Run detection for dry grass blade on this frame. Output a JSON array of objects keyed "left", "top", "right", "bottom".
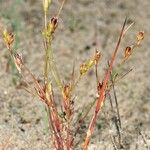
[
  {"left": 123, "top": 21, "right": 134, "bottom": 37},
  {"left": 56, "top": 0, "right": 66, "bottom": 18}
]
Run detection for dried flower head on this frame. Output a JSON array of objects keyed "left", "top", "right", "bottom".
[
  {"left": 94, "top": 50, "right": 101, "bottom": 64},
  {"left": 50, "top": 17, "right": 58, "bottom": 33},
  {"left": 137, "top": 31, "right": 144, "bottom": 41},
  {"left": 136, "top": 31, "right": 144, "bottom": 45},
  {"left": 124, "top": 46, "right": 132, "bottom": 58},
  {"left": 80, "top": 51, "right": 101, "bottom": 76},
  {"left": 3, "top": 30, "right": 14, "bottom": 49},
  {"left": 80, "top": 60, "right": 94, "bottom": 76},
  {"left": 80, "top": 63, "right": 87, "bottom": 76},
  {"left": 45, "top": 82, "right": 52, "bottom": 100},
  {"left": 62, "top": 84, "right": 71, "bottom": 100},
  {"left": 44, "top": 17, "right": 58, "bottom": 37},
  {"left": 121, "top": 46, "right": 133, "bottom": 63}
]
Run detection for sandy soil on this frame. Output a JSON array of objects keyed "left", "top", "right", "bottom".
[{"left": 0, "top": 0, "right": 150, "bottom": 149}]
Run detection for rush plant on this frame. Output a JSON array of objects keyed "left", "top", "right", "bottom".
[{"left": 1, "top": 0, "right": 144, "bottom": 149}]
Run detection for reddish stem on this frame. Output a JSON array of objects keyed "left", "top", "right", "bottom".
[{"left": 82, "top": 19, "right": 127, "bottom": 150}]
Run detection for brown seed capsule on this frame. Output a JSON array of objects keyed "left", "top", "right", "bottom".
[
  {"left": 63, "top": 84, "right": 71, "bottom": 100},
  {"left": 3, "top": 31, "right": 14, "bottom": 48},
  {"left": 50, "top": 17, "right": 58, "bottom": 33},
  {"left": 124, "top": 46, "right": 132, "bottom": 58},
  {"left": 97, "top": 82, "right": 103, "bottom": 95},
  {"left": 8, "top": 32, "right": 14, "bottom": 46},
  {"left": 137, "top": 31, "right": 144, "bottom": 41},
  {"left": 136, "top": 31, "right": 144, "bottom": 45},
  {"left": 94, "top": 50, "right": 101, "bottom": 64}
]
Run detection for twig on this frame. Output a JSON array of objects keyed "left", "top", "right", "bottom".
[
  {"left": 110, "top": 134, "right": 119, "bottom": 150},
  {"left": 139, "top": 131, "right": 149, "bottom": 150},
  {"left": 110, "top": 73, "right": 122, "bottom": 128}
]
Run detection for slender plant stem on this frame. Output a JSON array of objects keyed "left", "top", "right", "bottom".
[{"left": 82, "top": 18, "right": 127, "bottom": 150}]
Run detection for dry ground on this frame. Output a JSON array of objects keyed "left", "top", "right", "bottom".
[{"left": 0, "top": 0, "right": 150, "bottom": 149}]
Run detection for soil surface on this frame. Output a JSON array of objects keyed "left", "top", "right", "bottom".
[{"left": 0, "top": 0, "right": 150, "bottom": 149}]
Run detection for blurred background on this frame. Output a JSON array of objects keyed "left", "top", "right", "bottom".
[{"left": 0, "top": 0, "right": 149, "bottom": 149}]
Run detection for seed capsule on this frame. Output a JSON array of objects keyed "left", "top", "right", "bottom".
[
  {"left": 3, "top": 30, "right": 14, "bottom": 49},
  {"left": 94, "top": 50, "right": 101, "bottom": 64},
  {"left": 63, "top": 84, "right": 71, "bottom": 100},
  {"left": 137, "top": 31, "right": 144, "bottom": 41},
  {"left": 136, "top": 31, "right": 144, "bottom": 45},
  {"left": 50, "top": 17, "right": 58, "bottom": 33},
  {"left": 124, "top": 46, "right": 132, "bottom": 58}
]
